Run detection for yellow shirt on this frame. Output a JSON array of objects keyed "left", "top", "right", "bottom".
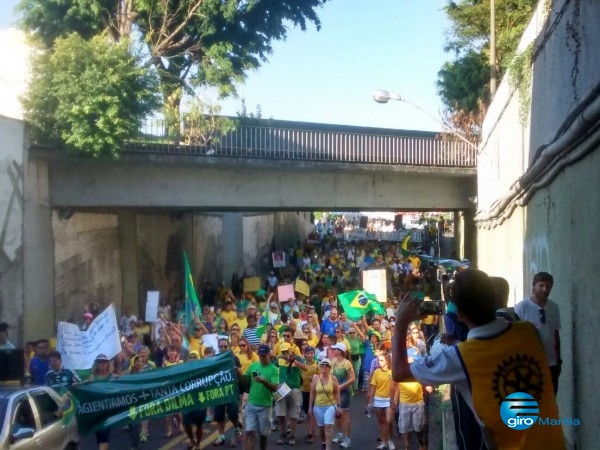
[
  {"left": 300, "top": 360, "right": 319, "bottom": 392},
  {"left": 307, "top": 334, "right": 319, "bottom": 347},
  {"left": 274, "top": 340, "right": 301, "bottom": 356},
  {"left": 237, "top": 352, "right": 259, "bottom": 374},
  {"left": 187, "top": 335, "right": 205, "bottom": 357},
  {"left": 235, "top": 317, "right": 248, "bottom": 331},
  {"left": 370, "top": 368, "right": 393, "bottom": 398},
  {"left": 398, "top": 381, "right": 423, "bottom": 404},
  {"left": 314, "top": 375, "right": 335, "bottom": 407},
  {"left": 221, "top": 310, "right": 238, "bottom": 328}
]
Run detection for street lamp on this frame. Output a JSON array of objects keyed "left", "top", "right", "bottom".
[{"left": 372, "top": 89, "right": 479, "bottom": 152}]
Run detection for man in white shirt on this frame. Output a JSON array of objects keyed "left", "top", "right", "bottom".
[
  {"left": 515, "top": 271, "right": 562, "bottom": 395},
  {"left": 120, "top": 306, "right": 137, "bottom": 337}
]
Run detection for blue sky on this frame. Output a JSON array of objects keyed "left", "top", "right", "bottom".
[{"left": 0, "top": 0, "right": 451, "bottom": 131}]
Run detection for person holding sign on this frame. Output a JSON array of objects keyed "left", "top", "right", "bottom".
[
  {"left": 274, "top": 342, "right": 307, "bottom": 445},
  {"left": 244, "top": 344, "right": 279, "bottom": 450}
]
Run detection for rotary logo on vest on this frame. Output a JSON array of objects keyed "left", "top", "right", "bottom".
[{"left": 500, "top": 392, "right": 580, "bottom": 429}]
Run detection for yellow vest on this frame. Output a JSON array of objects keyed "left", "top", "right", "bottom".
[{"left": 457, "top": 322, "right": 565, "bottom": 450}]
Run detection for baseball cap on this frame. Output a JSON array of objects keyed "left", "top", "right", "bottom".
[
  {"left": 95, "top": 353, "right": 110, "bottom": 361},
  {"left": 319, "top": 358, "right": 332, "bottom": 367},
  {"left": 257, "top": 344, "right": 271, "bottom": 356},
  {"left": 331, "top": 343, "right": 346, "bottom": 352},
  {"left": 280, "top": 342, "right": 291, "bottom": 352},
  {"left": 304, "top": 346, "right": 315, "bottom": 353}
]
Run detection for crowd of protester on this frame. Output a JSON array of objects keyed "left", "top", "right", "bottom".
[{"left": 11, "top": 232, "right": 565, "bottom": 450}]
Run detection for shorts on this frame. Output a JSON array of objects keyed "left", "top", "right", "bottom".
[
  {"left": 182, "top": 408, "right": 207, "bottom": 426},
  {"left": 398, "top": 402, "right": 425, "bottom": 433},
  {"left": 244, "top": 403, "right": 272, "bottom": 436},
  {"left": 372, "top": 396, "right": 390, "bottom": 408},
  {"left": 214, "top": 402, "right": 239, "bottom": 423},
  {"left": 313, "top": 405, "right": 336, "bottom": 426},
  {"left": 274, "top": 388, "right": 301, "bottom": 418},
  {"left": 339, "top": 389, "right": 351, "bottom": 410}
]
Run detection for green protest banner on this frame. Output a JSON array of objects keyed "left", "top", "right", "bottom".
[{"left": 70, "top": 351, "right": 239, "bottom": 434}]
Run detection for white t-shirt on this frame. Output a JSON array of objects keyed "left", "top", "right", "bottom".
[
  {"left": 514, "top": 297, "right": 561, "bottom": 366},
  {"left": 120, "top": 314, "right": 137, "bottom": 336}
]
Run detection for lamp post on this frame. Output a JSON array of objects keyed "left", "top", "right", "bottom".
[{"left": 372, "top": 90, "right": 479, "bottom": 152}]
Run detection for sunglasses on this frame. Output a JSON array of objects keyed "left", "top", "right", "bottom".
[
  {"left": 239, "top": 344, "right": 247, "bottom": 348},
  {"left": 335, "top": 330, "right": 342, "bottom": 333},
  {"left": 539, "top": 308, "right": 546, "bottom": 324},
  {"left": 320, "top": 364, "right": 331, "bottom": 368},
  {"left": 218, "top": 345, "right": 229, "bottom": 349},
  {"left": 283, "top": 334, "right": 291, "bottom": 338},
  {"left": 232, "top": 328, "right": 240, "bottom": 332},
  {"left": 349, "top": 331, "right": 356, "bottom": 334}
]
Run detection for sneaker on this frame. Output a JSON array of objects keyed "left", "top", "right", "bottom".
[
  {"left": 340, "top": 438, "right": 352, "bottom": 448},
  {"left": 277, "top": 433, "right": 288, "bottom": 445},
  {"left": 332, "top": 433, "right": 344, "bottom": 444},
  {"left": 270, "top": 420, "right": 278, "bottom": 432},
  {"left": 287, "top": 436, "right": 296, "bottom": 446},
  {"left": 387, "top": 441, "right": 395, "bottom": 450},
  {"left": 306, "top": 434, "right": 314, "bottom": 444},
  {"left": 234, "top": 428, "right": 243, "bottom": 438},
  {"left": 214, "top": 435, "right": 226, "bottom": 446},
  {"left": 321, "top": 443, "right": 327, "bottom": 450},
  {"left": 375, "top": 445, "right": 388, "bottom": 450},
  {"left": 139, "top": 431, "right": 148, "bottom": 443}
]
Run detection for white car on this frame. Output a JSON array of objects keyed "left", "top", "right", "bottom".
[{"left": 0, "top": 385, "right": 79, "bottom": 449}]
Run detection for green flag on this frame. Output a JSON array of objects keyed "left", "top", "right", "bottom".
[
  {"left": 70, "top": 351, "right": 239, "bottom": 434},
  {"left": 337, "top": 290, "right": 385, "bottom": 321},
  {"left": 184, "top": 252, "right": 201, "bottom": 326}
]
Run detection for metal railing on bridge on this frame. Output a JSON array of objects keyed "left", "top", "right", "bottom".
[{"left": 126, "top": 120, "right": 477, "bottom": 167}]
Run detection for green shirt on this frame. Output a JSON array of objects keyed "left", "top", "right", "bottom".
[
  {"left": 347, "top": 336, "right": 365, "bottom": 355},
  {"left": 246, "top": 361, "right": 279, "bottom": 407},
  {"left": 275, "top": 356, "right": 305, "bottom": 389}
]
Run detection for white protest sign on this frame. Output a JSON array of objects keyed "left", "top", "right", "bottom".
[
  {"left": 203, "top": 334, "right": 219, "bottom": 354},
  {"left": 145, "top": 291, "right": 160, "bottom": 322},
  {"left": 362, "top": 269, "right": 387, "bottom": 303},
  {"left": 272, "top": 251, "right": 286, "bottom": 268},
  {"left": 56, "top": 303, "right": 122, "bottom": 370}
]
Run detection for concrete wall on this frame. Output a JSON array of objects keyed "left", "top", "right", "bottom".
[
  {"left": 0, "top": 116, "right": 25, "bottom": 344},
  {"left": 477, "top": 1, "right": 600, "bottom": 447},
  {"left": 53, "top": 212, "right": 121, "bottom": 322}
]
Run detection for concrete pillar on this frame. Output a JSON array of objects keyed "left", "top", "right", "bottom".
[
  {"left": 23, "top": 156, "right": 55, "bottom": 341},
  {"left": 453, "top": 210, "right": 461, "bottom": 258},
  {"left": 222, "top": 212, "right": 243, "bottom": 282},
  {"left": 118, "top": 212, "right": 138, "bottom": 314},
  {"left": 461, "top": 209, "right": 477, "bottom": 264}
]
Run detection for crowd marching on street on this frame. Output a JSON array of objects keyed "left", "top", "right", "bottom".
[{"left": 5, "top": 221, "right": 566, "bottom": 450}]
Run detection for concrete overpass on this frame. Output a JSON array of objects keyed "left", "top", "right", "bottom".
[{"left": 34, "top": 118, "right": 477, "bottom": 211}]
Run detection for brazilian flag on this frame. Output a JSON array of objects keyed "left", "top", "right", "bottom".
[
  {"left": 337, "top": 290, "right": 385, "bottom": 321},
  {"left": 401, "top": 230, "right": 412, "bottom": 257}
]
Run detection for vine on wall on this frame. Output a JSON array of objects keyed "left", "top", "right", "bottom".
[{"left": 508, "top": 42, "right": 535, "bottom": 124}]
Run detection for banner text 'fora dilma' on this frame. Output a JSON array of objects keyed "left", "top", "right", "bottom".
[{"left": 70, "top": 351, "right": 239, "bottom": 434}]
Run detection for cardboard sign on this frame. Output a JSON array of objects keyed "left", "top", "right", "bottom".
[
  {"left": 272, "top": 251, "right": 286, "bottom": 268},
  {"left": 243, "top": 277, "right": 261, "bottom": 293},
  {"left": 277, "top": 284, "right": 295, "bottom": 302},
  {"left": 294, "top": 279, "right": 310, "bottom": 297},
  {"left": 145, "top": 291, "right": 159, "bottom": 322},
  {"left": 362, "top": 269, "right": 387, "bottom": 303},
  {"left": 56, "top": 304, "right": 121, "bottom": 370}
]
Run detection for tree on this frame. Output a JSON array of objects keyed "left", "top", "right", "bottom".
[
  {"left": 17, "top": 0, "right": 329, "bottom": 132},
  {"left": 22, "top": 33, "right": 161, "bottom": 158},
  {"left": 437, "top": 0, "right": 538, "bottom": 136}
]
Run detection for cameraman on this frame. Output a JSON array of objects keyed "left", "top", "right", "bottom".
[{"left": 392, "top": 269, "right": 565, "bottom": 450}]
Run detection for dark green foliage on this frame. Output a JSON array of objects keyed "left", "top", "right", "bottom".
[
  {"left": 438, "top": 0, "right": 538, "bottom": 114},
  {"left": 22, "top": 34, "right": 161, "bottom": 158}
]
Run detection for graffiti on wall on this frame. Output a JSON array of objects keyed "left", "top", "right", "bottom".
[{"left": 524, "top": 233, "right": 550, "bottom": 282}]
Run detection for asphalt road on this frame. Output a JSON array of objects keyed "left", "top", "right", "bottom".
[{"left": 79, "top": 391, "right": 439, "bottom": 450}]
